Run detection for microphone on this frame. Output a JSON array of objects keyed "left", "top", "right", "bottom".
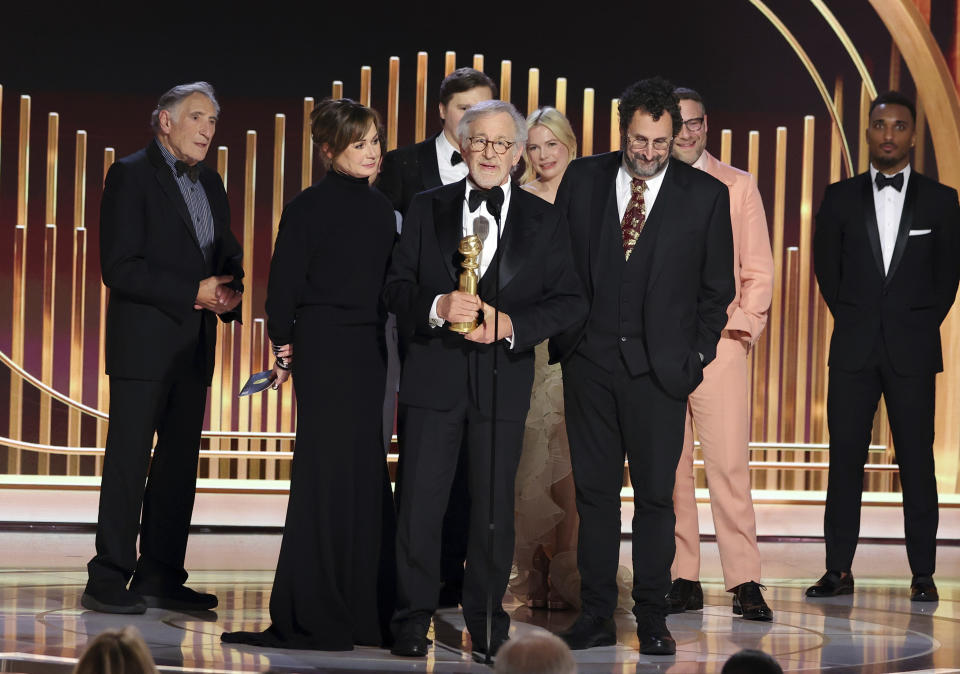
[
  {"left": 473, "top": 215, "right": 490, "bottom": 243},
  {"left": 486, "top": 186, "right": 504, "bottom": 223}
]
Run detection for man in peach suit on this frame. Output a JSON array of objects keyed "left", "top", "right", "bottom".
[{"left": 667, "top": 88, "right": 775, "bottom": 621}]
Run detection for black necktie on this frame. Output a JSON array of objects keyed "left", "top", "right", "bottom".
[
  {"left": 175, "top": 160, "right": 201, "bottom": 183},
  {"left": 875, "top": 171, "right": 904, "bottom": 192},
  {"left": 468, "top": 186, "right": 504, "bottom": 221},
  {"left": 450, "top": 151, "right": 463, "bottom": 166}
]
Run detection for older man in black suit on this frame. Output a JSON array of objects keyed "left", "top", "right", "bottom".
[
  {"left": 552, "top": 76, "right": 734, "bottom": 655},
  {"left": 83, "top": 82, "right": 243, "bottom": 614},
  {"left": 385, "top": 99, "right": 586, "bottom": 658},
  {"left": 808, "top": 91, "right": 960, "bottom": 602}
]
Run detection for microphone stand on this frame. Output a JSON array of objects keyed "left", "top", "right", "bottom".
[{"left": 483, "top": 189, "right": 504, "bottom": 665}]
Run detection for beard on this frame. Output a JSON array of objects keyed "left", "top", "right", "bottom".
[
  {"left": 872, "top": 150, "right": 908, "bottom": 171},
  {"left": 623, "top": 141, "right": 672, "bottom": 178}
]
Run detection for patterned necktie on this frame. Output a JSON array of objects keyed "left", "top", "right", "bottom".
[{"left": 621, "top": 177, "right": 647, "bottom": 260}]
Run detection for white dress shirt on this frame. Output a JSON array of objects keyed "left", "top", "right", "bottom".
[
  {"left": 616, "top": 159, "right": 668, "bottom": 222},
  {"left": 870, "top": 163, "right": 911, "bottom": 274},
  {"left": 436, "top": 132, "right": 470, "bottom": 186}
]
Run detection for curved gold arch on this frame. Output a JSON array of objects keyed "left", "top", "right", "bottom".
[{"left": 809, "top": 0, "right": 878, "bottom": 100}]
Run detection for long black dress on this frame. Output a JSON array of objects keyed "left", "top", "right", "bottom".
[{"left": 222, "top": 170, "right": 397, "bottom": 650}]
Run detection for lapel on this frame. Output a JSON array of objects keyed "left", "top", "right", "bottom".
[
  {"left": 479, "top": 187, "right": 537, "bottom": 297},
  {"left": 860, "top": 173, "right": 886, "bottom": 280},
  {"left": 590, "top": 153, "right": 623, "bottom": 289},
  {"left": 433, "top": 179, "right": 465, "bottom": 284},
  {"left": 645, "top": 160, "right": 681, "bottom": 291},
  {"left": 148, "top": 141, "right": 202, "bottom": 251},
  {"left": 884, "top": 170, "right": 918, "bottom": 286},
  {"left": 418, "top": 134, "right": 443, "bottom": 191}
]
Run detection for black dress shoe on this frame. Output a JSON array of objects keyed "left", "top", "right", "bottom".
[
  {"left": 635, "top": 613, "right": 676, "bottom": 655},
  {"left": 666, "top": 578, "right": 703, "bottom": 614},
  {"left": 391, "top": 618, "right": 431, "bottom": 657},
  {"left": 559, "top": 611, "right": 617, "bottom": 650},
  {"left": 134, "top": 584, "right": 218, "bottom": 611},
  {"left": 81, "top": 586, "right": 146, "bottom": 614},
  {"left": 911, "top": 575, "right": 939, "bottom": 602},
  {"left": 731, "top": 581, "right": 773, "bottom": 621},
  {"left": 805, "top": 570, "right": 854, "bottom": 598}
]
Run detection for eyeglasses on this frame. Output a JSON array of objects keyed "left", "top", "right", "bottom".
[
  {"left": 625, "top": 135, "right": 672, "bottom": 151},
  {"left": 682, "top": 117, "right": 705, "bottom": 132},
  {"left": 468, "top": 137, "right": 515, "bottom": 155}
]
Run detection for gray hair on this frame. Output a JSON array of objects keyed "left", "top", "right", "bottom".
[
  {"left": 457, "top": 99, "right": 528, "bottom": 150},
  {"left": 493, "top": 631, "right": 577, "bottom": 674},
  {"left": 150, "top": 82, "right": 220, "bottom": 132}
]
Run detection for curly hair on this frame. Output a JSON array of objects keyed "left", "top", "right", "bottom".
[{"left": 618, "top": 76, "right": 682, "bottom": 137}]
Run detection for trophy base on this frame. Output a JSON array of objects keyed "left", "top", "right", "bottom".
[{"left": 449, "top": 320, "right": 478, "bottom": 334}]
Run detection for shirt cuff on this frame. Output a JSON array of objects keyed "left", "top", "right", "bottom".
[{"left": 429, "top": 295, "right": 444, "bottom": 328}]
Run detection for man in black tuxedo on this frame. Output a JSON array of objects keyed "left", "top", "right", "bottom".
[
  {"left": 82, "top": 82, "right": 244, "bottom": 614},
  {"left": 385, "top": 100, "right": 586, "bottom": 657},
  {"left": 552, "top": 77, "right": 734, "bottom": 655},
  {"left": 377, "top": 67, "right": 497, "bottom": 609},
  {"left": 808, "top": 91, "right": 960, "bottom": 602}
]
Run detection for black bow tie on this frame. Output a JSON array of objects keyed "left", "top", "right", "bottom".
[
  {"left": 468, "top": 186, "right": 504, "bottom": 220},
  {"left": 875, "top": 171, "right": 904, "bottom": 192},
  {"left": 174, "top": 160, "right": 201, "bottom": 183},
  {"left": 450, "top": 150, "right": 463, "bottom": 166}
]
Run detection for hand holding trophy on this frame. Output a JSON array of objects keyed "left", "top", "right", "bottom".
[{"left": 449, "top": 234, "right": 483, "bottom": 333}]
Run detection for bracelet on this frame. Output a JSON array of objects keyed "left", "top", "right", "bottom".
[{"left": 275, "top": 358, "right": 291, "bottom": 371}]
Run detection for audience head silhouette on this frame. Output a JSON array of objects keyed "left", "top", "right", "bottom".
[
  {"left": 721, "top": 648, "right": 783, "bottom": 674},
  {"left": 74, "top": 626, "right": 158, "bottom": 674},
  {"left": 494, "top": 630, "right": 577, "bottom": 674}
]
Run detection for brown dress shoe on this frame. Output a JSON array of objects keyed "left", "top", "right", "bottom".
[
  {"left": 731, "top": 581, "right": 773, "bottom": 621},
  {"left": 805, "top": 570, "right": 854, "bottom": 598}
]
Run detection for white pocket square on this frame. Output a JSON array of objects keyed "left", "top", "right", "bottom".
[{"left": 909, "top": 229, "right": 932, "bottom": 236}]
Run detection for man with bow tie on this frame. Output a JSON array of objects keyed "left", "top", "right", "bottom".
[
  {"left": 810, "top": 90, "right": 960, "bottom": 602},
  {"left": 384, "top": 99, "right": 586, "bottom": 658},
  {"left": 83, "top": 82, "right": 243, "bottom": 614}
]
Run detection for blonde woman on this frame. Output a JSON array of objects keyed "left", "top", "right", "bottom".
[{"left": 512, "top": 107, "right": 579, "bottom": 609}]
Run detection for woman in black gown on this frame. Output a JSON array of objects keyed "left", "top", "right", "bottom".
[{"left": 221, "top": 98, "right": 396, "bottom": 651}]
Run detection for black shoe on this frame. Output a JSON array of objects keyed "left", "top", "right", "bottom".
[
  {"left": 559, "top": 611, "right": 617, "bottom": 650},
  {"left": 391, "top": 617, "right": 431, "bottom": 657},
  {"left": 635, "top": 613, "right": 676, "bottom": 655},
  {"left": 805, "top": 570, "right": 854, "bottom": 598},
  {"left": 731, "top": 581, "right": 773, "bottom": 621},
  {"left": 911, "top": 575, "right": 939, "bottom": 602},
  {"left": 81, "top": 586, "right": 146, "bottom": 614},
  {"left": 134, "top": 584, "right": 218, "bottom": 611},
  {"left": 666, "top": 578, "right": 703, "bottom": 614},
  {"left": 437, "top": 581, "right": 462, "bottom": 609}
]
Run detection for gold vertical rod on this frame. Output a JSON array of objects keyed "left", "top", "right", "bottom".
[
  {"left": 96, "top": 148, "right": 115, "bottom": 457},
  {"left": 779, "top": 247, "right": 800, "bottom": 487},
  {"left": 251, "top": 319, "right": 265, "bottom": 479},
  {"left": 473, "top": 54, "right": 484, "bottom": 71},
  {"left": 39, "top": 224, "right": 57, "bottom": 466},
  {"left": 765, "top": 127, "right": 788, "bottom": 444},
  {"left": 10, "top": 95, "right": 31, "bottom": 450},
  {"left": 915, "top": 98, "right": 927, "bottom": 173},
  {"left": 720, "top": 129, "right": 732, "bottom": 165},
  {"left": 238, "top": 130, "right": 259, "bottom": 463},
  {"left": 272, "top": 118, "right": 285, "bottom": 250},
  {"left": 609, "top": 99, "right": 620, "bottom": 152},
  {"left": 68, "top": 130, "right": 88, "bottom": 468},
  {"left": 582, "top": 88, "right": 595, "bottom": 157},
  {"left": 217, "top": 146, "right": 228, "bottom": 189},
  {"left": 216, "top": 322, "right": 236, "bottom": 479},
  {"left": 387, "top": 57, "right": 400, "bottom": 152},
  {"left": 45, "top": 113, "right": 58, "bottom": 223},
  {"left": 302, "top": 98, "right": 314, "bottom": 190},
  {"left": 795, "top": 116, "right": 815, "bottom": 444},
  {"left": 889, "top": 42, "right": 902, "bottom": 90},
  {"left": 858, "top": 81, "right": 871, "bottom": 173},
  {"left": 830, "top": 77, "right": 844, "bottom": 183},
  {"left": 500, "top": 61, "right": 512, "bottom": 103},
  {"left": 747, "top": 131, "right": 760, "bottom": 176},
  {"left": 360, "top": 66, "right": 372, "bottom": 107},
  {"left": 527, "top": 68, "right": 540, "bottom": 116},
  {"left": 555, "top": 78, "right": 567, "bottom": 116},
  {"left": 415, "top": 52, "right": 428, "bottom": 143},
  {"left": 445, "top": 51, "right": 456, "bottom": 76},
  {"left": 332, "top": 81, "right": 343, "bottom": 99}
]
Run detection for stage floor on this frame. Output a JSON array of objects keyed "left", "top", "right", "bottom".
[{"left": 1, "top": 534, "right": 958, "bottom": 673}]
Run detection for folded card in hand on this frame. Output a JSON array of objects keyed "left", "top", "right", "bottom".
[{"left": 239, "top": 369, "right": 276, "bottom": 396}]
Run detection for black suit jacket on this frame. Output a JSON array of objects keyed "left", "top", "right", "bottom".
[
  {"left": 377, "top": 133, "right": 443, "bottom": 216},
  {"left": 813, "top": 170, "right": 960, "bottom": 375},
  {"left": 100, "top": 140, "right": 244, "bottom": 384},
  {"left": 383, "top": 180, "right": 588, "bottom": 421},
  {"left": 550, "top": 151, "right": 735, "bottom": 400}
]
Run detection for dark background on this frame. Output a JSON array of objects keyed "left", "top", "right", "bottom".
[{"left": 0, "top": 0, "right": 956, "bottom": 455}]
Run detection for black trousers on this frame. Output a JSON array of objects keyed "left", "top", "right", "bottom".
[
  {"left": 563, "top": 353, "right": 687, "bottom": 618},
  {"left": 824, "top": 338, "right": 938, "bottom": 576},
  {"left": 87, "top": 342, "right": 207, "bottom": 591},
  {"left": 392, "top": 399, "right": 524, "bottom": 641}
]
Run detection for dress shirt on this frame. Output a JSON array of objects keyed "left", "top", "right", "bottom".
[
  {"left": 870, "top": 163, "right": 911, "bottom": 274},
  {"left": 436, "top": 132, "right": 470, "bottom": 186},
  {"left": 156, "top": 139, "right": 215, "bottom": 263},
  {"left": 616, "top": 159, "right": 667, "bottom": 222}
]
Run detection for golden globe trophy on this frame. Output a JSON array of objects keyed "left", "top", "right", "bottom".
[{"left": 449, "top": 234, "right": 483, "bottom": 333}]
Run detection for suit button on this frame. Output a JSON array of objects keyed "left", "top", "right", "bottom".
[{"left": 620, "top": 336, "right": 628, "bottom": 342}]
